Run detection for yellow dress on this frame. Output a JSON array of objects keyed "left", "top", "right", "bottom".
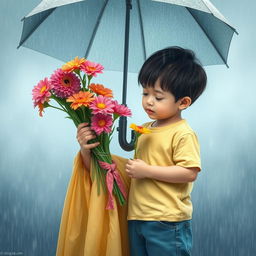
[{"left": 56, "top": 152, "right": 130, "bottom": 256}]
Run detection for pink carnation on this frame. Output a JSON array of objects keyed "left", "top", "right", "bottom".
[
  {"left": 32, "top": 78, "right": 52, "bottom": 107},
  {"left": 91, "top": 114, "right": 113, "bottom": 135},
  {"left": 112, "top": 100, "right": 132, "bottom": 117},
  {"left": 90, "top": 95, "right": 115, "bottom": 115},
  {"left": 50, "top": 69, "right": 81, "bottom": 98},
  {"left": 80, "top": 60, "right": 104, "bottom": 77}
]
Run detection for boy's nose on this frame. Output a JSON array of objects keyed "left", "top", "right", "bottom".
[
  {"left": 147, "top": 97, "right": 153, "bottom": 106},
  {"left": 146, "top": 97, "right": 154, "bottom": 106}
]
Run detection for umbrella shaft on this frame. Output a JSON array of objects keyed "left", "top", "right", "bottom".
[
  {"left": 118, "top": 0, "right": 135, "bottom": 151},
  {"left": 122, "top": 0, "right": 132, "bottom": 105}
]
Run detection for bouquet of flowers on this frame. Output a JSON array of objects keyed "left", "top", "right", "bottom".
[{"left": 32, "top": 57, "right": 131, "bottom": 209}]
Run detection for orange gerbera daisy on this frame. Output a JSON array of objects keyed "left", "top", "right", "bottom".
[
  {"left": 38, "top": 103, "right": 45, "bottom": 117},
  {"left": 61, "top": 57, "right": 86, "bottom": 72},
  {"left": 130, "top": 123, "right": 151, "bottom": 134},
  {"left": 89, "top": 83, "right": 113, "bottom": 97},
  {"left": 66, "top": 91, "right": 95, "bottom": 110}
]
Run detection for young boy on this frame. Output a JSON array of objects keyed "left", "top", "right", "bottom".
[
  {"left": 125, "top": 46, "right": 207, "bottom": 256},
  {"left": 77, "top": 46, "right": 206, "bottom": 256}
]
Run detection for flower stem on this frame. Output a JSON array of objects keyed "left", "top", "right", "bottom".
[
  {"left": 48, "top": 104, "right": 66, "bottom": 112},
  {"left": 82, "top": 106, "right": 86, "bottom": 121}
]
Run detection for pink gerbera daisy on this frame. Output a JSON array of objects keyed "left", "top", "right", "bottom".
[
  {"left": 90, "top": 95, "right": 115, "bottom": 115},
  {"left": 80, "top": 60, "right": 104, "bottom": 77},
  {"left": 32, "top": 78, "right": 52, "bottom": 107},
  {"left": 112, "top": 100, "right": 132, "bottom": 117},
  {"left": 50, "top": 69, "right": 81, "bottom": 98},
  {"left": 91, "top": 114, "right": 113, "bottom": 135}
]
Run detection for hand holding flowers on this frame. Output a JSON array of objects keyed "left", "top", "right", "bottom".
[
  {"left": 77, "top": 122, "right": 100, "bottom": 151},
  {"left": 76, "top": 123, "right": 100, "bottom": 169}
]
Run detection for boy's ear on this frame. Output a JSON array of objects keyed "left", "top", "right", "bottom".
[{"left": 178, "top": 96, "right": 192, "bottom": 110}]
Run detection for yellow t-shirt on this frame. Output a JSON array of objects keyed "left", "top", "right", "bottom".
[{"left": 127, "top": 119, "right": 201, "bottom": 221}]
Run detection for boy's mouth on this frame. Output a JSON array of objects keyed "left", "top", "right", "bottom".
[{"left": 146, "top": 109, "right": 155, "bottom": 114}]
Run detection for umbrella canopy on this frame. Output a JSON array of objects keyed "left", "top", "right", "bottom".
[
  {"left": 19, "top": 0, "right": 237, "bottom": 69},
  {"left": 18, "top": 0, "right": 237, "bottom": 150}
]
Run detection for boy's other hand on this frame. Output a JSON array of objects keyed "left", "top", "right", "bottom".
[
  {"left": 125, "top": 159, "right": 149, "bottom": 179},
  {"left": 77, "top": 122, "right": 100, "bottom": 151}
]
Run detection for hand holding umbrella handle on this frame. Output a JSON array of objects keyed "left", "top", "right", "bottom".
[{"left": 118, "top": 116, "right": 136, "bottom": 151}]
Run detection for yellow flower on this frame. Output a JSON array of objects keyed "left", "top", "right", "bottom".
[
  {"left": 61, "top": 57, "right": 86, "bottom": 72},
  {"left": 130, "top": 123, "right": 151, "bottom": 134}
]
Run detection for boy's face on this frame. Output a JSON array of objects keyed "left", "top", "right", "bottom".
[{"left": 142, "top": 80, "right": 186, "bottom": 126}]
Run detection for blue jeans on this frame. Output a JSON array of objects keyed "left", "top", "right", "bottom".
[{"left": 128, "top": 220, "right": 192, "bottom": 256}]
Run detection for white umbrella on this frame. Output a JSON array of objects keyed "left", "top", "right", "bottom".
[{"left": 18, "top": 0, "right": 237, "bottom": 150}]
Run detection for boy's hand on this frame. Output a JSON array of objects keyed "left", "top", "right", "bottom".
[
  {"left": 125, "top": 159, "right": 150, "bottom": 179},
  {"left": 77, "top": 122, "right": 100, "bottom": 151}
]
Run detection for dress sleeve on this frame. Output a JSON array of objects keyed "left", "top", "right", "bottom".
[{"left": 172, "top": 132, "right": 201, "bottom": 171}]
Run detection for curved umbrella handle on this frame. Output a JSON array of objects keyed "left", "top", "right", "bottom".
[
  {"left": 118, "top": 116, "right": 136, "bottom": 151},
  {"left": 117, "top": 0, "right": 136, "bottom": 151}
]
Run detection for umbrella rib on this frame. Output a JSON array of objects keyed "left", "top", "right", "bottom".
[
  {"left": 17, "top": 9, "right": 56, "bottom": 49},
  {"left": 185, "top": 7, "right": 229, "bottom": 67},
  {"left": 136, "top": 0, "right": 146, "bottom": 60},
  {"left": 84, "top": 0, "right": 109, "bottom": 58},
  {"left": 201, "top": 0, "right": 238, "bottom": 34}
]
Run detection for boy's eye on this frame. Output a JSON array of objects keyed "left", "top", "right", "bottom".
[
  {"left": 156, "top": 97, "right": 163, "bottom": 101},
  {"left": 142, "top": 93, "right": 148, "bottom": 96}
]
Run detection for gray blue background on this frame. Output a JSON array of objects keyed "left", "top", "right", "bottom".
[{"left": 0, "top": 0, "right": 255, "bottom": 255}]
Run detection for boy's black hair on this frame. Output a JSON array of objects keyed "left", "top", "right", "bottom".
[{"left": 138, "top": 46, "right": 207, "bottom": 104}]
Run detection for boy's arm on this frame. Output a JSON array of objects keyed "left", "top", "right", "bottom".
[
  {"left": 126, "top": 132, "right": 201, "bottom": 183},
  {"left": 125, "top": 159, "right": 199, "bottom": 183}
]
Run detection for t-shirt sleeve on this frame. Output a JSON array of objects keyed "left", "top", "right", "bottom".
[{"left": 172, "top": 132, "right": 201, "bottom": 171}]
